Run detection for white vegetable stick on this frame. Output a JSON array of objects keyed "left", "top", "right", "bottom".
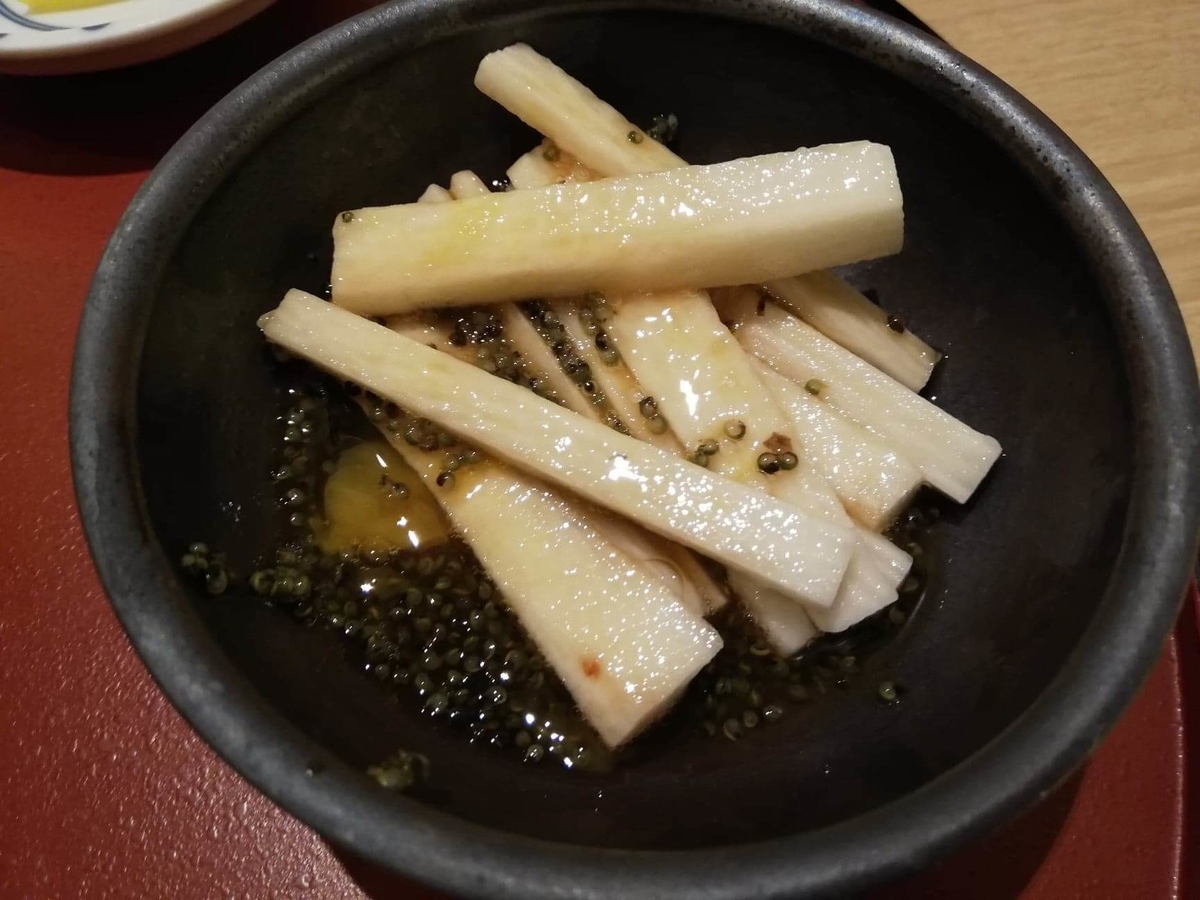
[
  {"left": 506, "top": 139, "right": 596, "bottom": 187},
  {"left": 450, "top": 166, "right": 721, "bottom": 612},
  {"left": 858, "top": 528, "right": 913, "bottom": 590},
  {"left": 417, "top": 183, "right": 453, "bottom": 203},
  {"left": 507, "top": 151, "right": 904, "bottom": 638},
  {"left": 718, "top": 290, "right": 1002, "bottom": 503},
  {"left": 438, "top": 170, "right": 600, "bottom": 421},
  {"left": 475, "top": 43, "right": 936, "bottom": 388},
  {"left": 504, "top": 153, "right": 729, "bottom": 614},
  {"left": 765, "top": 271, "right": 940, "bottom": 392},
  {"left": 752, "top": 358, "right": 922, "bottom": 530},
  {"left": 386, "top": 318, "right": 473, "bottom": 364},
  {"left": 476, "top": 45, "right": 683, "bottom": 175},
  {"left": 331, "top": 142, "right": 904, "bottom": 315},
  {"left": 370, "top": 423, "right": 720, "bottom": 747},
  {"left": 448, "top": 170, "right": 490, "bottom": 198},
  {"left": 727, "top": 571, "right": 818, "bottom": 655},
  {"left": 260, "top": 291, "right": 856, "bottom": 607},
  {"left": 547, "top": 298, "right": 679, "bottom": 450},
  {"left": 498, "top": 305, "right": 602, "bottom": 421},
  {"left": 501, "top": 150, "right": 878, "bottom": 630},
  {"left": 597, "top": 516, "right": 729, "bottom": 616},
  {"left": 598, "top": 288, "right": 900, "bottom": 642},
  {"left": 602, "top": 289, "right": 781, "bottom": 483}
]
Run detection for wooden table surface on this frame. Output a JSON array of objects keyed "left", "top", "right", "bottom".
[{"left": 906, "top": 0, "right": 1200, "bottom": 361}]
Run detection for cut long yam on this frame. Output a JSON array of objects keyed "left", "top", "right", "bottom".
[
  {"left": 260, "top": 291, "right": 856, "bottom": 607},
  {"left": 499, "top": 305, "right": 602, "bottom": 420},
  {"left": 507, "top": 139, "right": 596, "bottom": 187},
  {"left": 603, "top": 289, "right": 780, "bottom": 483},
  {"left": 599, "top": 287, "right": 903, "bottom": 626},
  {"left": 422, "top": 171, "right": 721, "bottom": 617},
  {"left": 476, "top": 45, "right": 683, "bottom": 176},
  {"left": 859, "top": 529, "right": 913, "bottom": 591},
  {"left": 718, "top": 290, "right": 1001, "bottom": 503},
  {"left": 753, "top": 358, "right": 922, "bottom": 530},
  {"left": 448, "top": 170, "right": 490, "bottom": 199},
  {"left": 501, "top": 142, "right": 895, "bottom": 631},
  {"left": 765, "top": 271, "right": 940, "bottom": 392},
  {"left": 331, "top": 143, "right": 903, "bottom": 315},
  {"left": 548, "top": 298, "right": 679, "bottom": 450},
  {"left": 417, "top": 183, "right": 452, "bottom": 203},
  {"left": 597, "top": 517, "right": 729, "bottom": 616},
  {"left": 370, "top": 419, "right": 721, "bottom": 747},
  {"left": 727, "top": 571, "right": 818, "bottom": 656},
  {"left": 500, "top": 144, "right": 894, "bottom": 632},
  {"left": 439, "top": 170, "right": 601, "bottom": 421},
  {"left": 475, "top": 43, "right": 936, "bottom": 388}
]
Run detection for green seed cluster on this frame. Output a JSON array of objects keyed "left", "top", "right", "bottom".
[
  {"left": 363, "top": 396, "right": 483, "bottom": 488},
  {"left": 287, "top": 543, "right": 610, "bottom": 771},
  {"left": 444, "top": 309, "right": 553, "bottom": 399},
  {"left": 636, "top": 395, "right": 670, "bottom": 436},
  {"left": 367, "top": 749, "right": 430, "bottom": 791},
  {"left": 522, "top": 300, "right": 627, "bottom": 433},
  {"left": 688, "top": 437, "right": 721, "bottom": 468},
  {"left": 276, "top": 384, "right": 337, "bottom": 530},
  {"left": 683, "top": 622, "right": 868, "bottom": 739},
  {"left": 723, "top": 419, "right": 747, "bottom": 440},
  {"left": 579, "top": 294, "right": 620, "bottom": 368},
  {"left": 182, "top": 370, "right": 941, "bottom": 778},
  {"left": 180, "top": 542, "right": 229, "bottom": 596},
  {"left": 756, "top": 450, "right": 798, "bottom": 474}
]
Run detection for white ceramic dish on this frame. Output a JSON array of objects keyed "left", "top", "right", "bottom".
[{"left": 0, "top": 0, "right": 275, "bottom": 74}]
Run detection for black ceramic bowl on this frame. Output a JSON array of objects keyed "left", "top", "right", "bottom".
[{"left": 70, "top": 1, "right": 1200, "bottom": 897}]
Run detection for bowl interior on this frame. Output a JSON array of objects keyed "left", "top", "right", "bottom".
[{"left": 134, "top": 8, "right": 1131, "bottom": 850}]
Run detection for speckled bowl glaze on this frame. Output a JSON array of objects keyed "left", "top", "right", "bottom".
[{"left": 70, "top": 1, "right": 1200, "bottom": 897}]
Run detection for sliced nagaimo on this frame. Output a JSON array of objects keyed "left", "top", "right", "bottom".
[
  {"left": 751, "top": 356, "right": 922, "bottom": 530},
  {"left": 259, "top": 291, "right": 856, "bottom": 607},
  {"left": 331, "top": 143, "right": 903, "bottom": 315},
  {"left": 598, "top": 289, "right": 906, "bottom": 644},
  {"left": 441, "top": 170, "right": 602, "bottom": 421},
  {"left": 417, "top": 183, "right": 453, "bottom": 203},
  {"left": 448, "top": 167, "right": 722, "bottom": 611},
  {"left": 765, "top": 271, "right": 940, "bottom": 392},
  {"left": 507, "top": 139, "right": 596, "bottom": 187},
  {"left": 368, "top": 422, "right": 721, "bottom": 746},
  {"left": 504, "top": 145, "right": 893, "bottom": 637},
  {"left": 718, "top": 290, "right": 1001, "bottom": 503},
  {"left": 475, "top": 42, "right": 938, "bottom": 390},
  {"left": 546, "top": 298, "right": 680, "bottom": 451},
  {"left": 595, "top": 516, "right": 729, "bottom": 616},
  {"left": 727, "top": 572, "right": 818, "bottom": 656}
]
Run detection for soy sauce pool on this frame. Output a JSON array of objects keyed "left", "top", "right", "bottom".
[{"left": 186, "top": 356, "right": 936, "bottom": 782}]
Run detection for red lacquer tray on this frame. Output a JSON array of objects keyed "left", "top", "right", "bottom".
[{"left": 0, "top": 4, "right": 1193, "bottom": 898}]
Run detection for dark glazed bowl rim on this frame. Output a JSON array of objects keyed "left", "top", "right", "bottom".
[{"left": 69, "top": 1, "right": 1200, "bottom": 897}]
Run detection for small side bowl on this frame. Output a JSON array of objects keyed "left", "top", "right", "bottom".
[
  {"left": 70, "top": 1, "right": 1200, "bottom": 898},
  {"left": 0, "top": 0, "right": 276, "bottom": 75}
]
